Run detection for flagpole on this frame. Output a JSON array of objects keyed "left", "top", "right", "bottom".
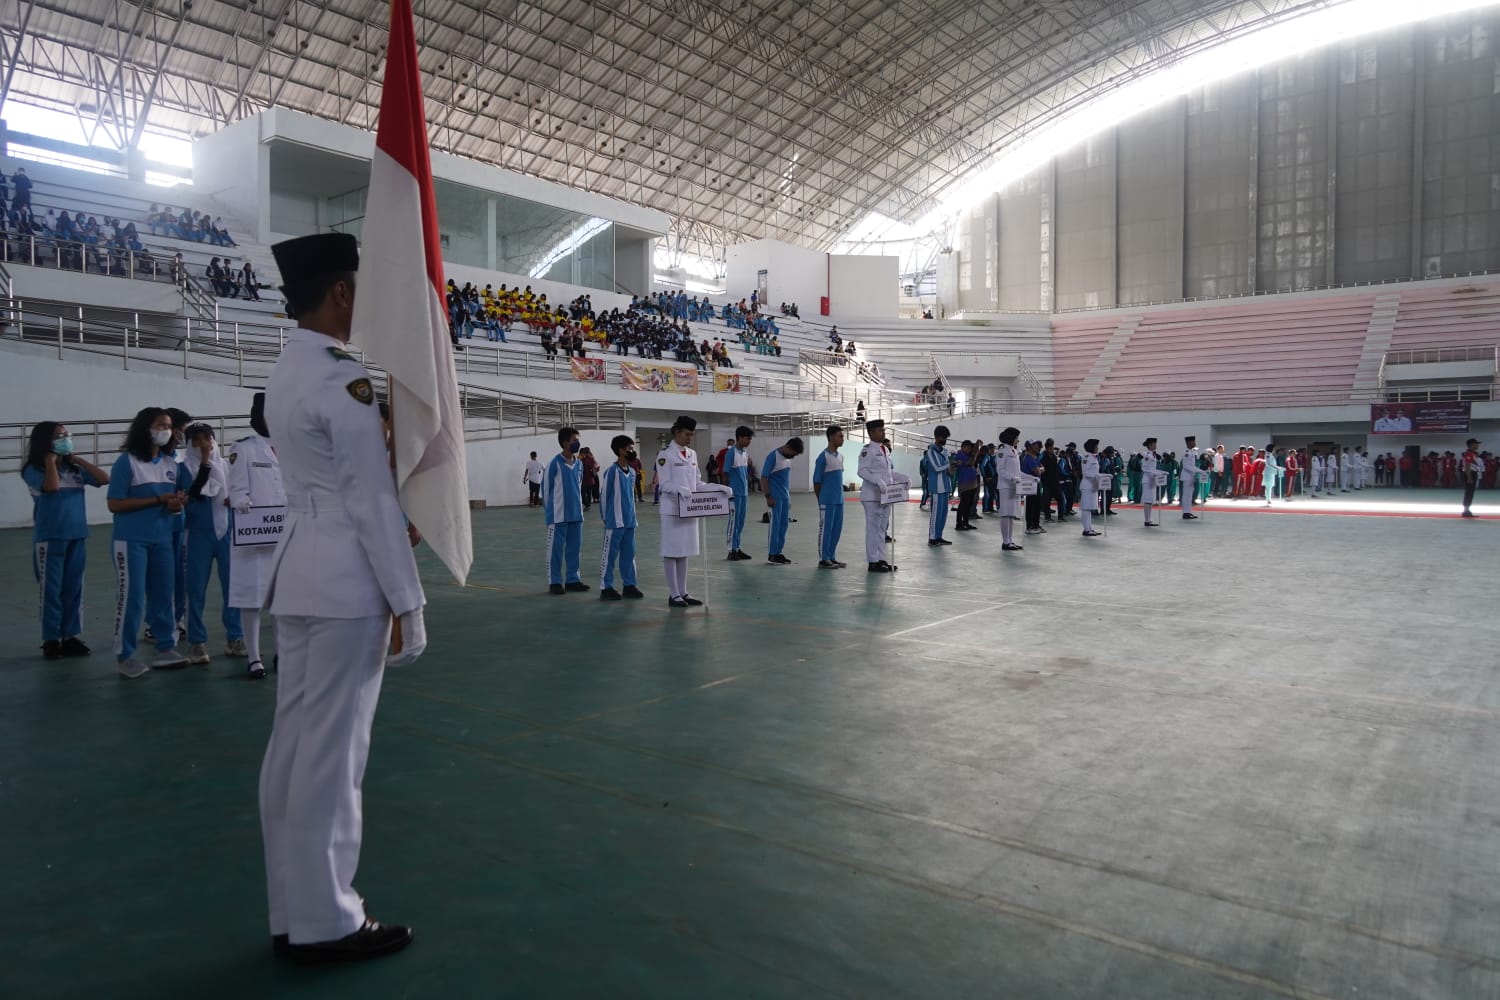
[{"left": 385, "top": 388, "right": 405, "bottom": 655}]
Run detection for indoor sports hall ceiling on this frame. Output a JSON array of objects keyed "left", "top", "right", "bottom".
[{"left": 4, "top": 0, "right": 1340, "bottom": 262}]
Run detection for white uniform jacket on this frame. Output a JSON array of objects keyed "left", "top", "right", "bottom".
[
  {"left": 1180, "top": 448, "right": 1199, "bottom": 484},
  {"left": 1140, "top": 450, "right": 1160, "bottom": 490},
  {"left": 996, "top": 444, "right": 1025, "bottom": 517},
  {"left": 657, "top": 444, "right": 726, "bottom": 557},
  {"left": 226, "top": 433, "right": 286, "bottom": 609},
  {"left": 857, "top": 441, "right": 906, "bottom": 500},
  {"left": 263, "top": 328, "right": 423, "bottom": 620}
]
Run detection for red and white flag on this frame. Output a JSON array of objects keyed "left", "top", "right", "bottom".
[{"left": 352, "top": 0, "right": 472, "bottom": 584}]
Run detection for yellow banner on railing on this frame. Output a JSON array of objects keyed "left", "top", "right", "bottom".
[
  {"left": 713, "top": 372, "right": 741, "bottom": 393},
  {"left": 621, "top": 360, "right": 699, "bottom": 395}
]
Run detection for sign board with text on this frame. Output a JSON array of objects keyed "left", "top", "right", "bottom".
[
  {"left": 680, "top": 490, "right": 730, "bottom": 517},
  {"left": 232, "top": 506, "right": 286, "bottom": 547}
]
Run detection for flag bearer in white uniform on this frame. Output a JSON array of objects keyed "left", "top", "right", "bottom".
[
  {"left": 1339, "top": 447, "right": 1353, "bottom": 492},
  {"left": 1179, "top": 435, "right": 1200, "bottom": 519},
  {"left": 258, "top": 233, "right": 425, "bottom": 963},
  {"left": 1140, "top": 438, "right": 1161, "bottom": 527},
  {"left": 1079, "top": 439, "right": 1103, "bottom": 537},
  {"left": 1309, "top": 449, "right": 1324, "bottom": 497},
  {"left": 657, "top": 415, "right": 729, "bottom": 607},
  {"left": 996, "top": 426, "right": 1025, "bottom": 551},
  {"left": 857, "top": 419, "right": 906, "bottom": 572},
  {"left": 227, "top": 393, "right": 285, "bottom": 679}
]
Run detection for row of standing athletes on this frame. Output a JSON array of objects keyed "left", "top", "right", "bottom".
[
  {"left": 539, "top": 420, "right": 1221, "bottom": 602},
  {"left": 22, "top": 397, "right": 287, "bottom": 677}
]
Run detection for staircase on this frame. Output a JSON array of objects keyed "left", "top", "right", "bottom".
[
  {"left": 1352, "top": 293, "right": 1401, "bottom": 396},
  {"left": 1066, "top": 316, "right": 1139, "bottom": 411}
]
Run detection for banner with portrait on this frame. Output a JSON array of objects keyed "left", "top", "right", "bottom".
[
  {"left": 1370, "top": 401, "right": 1471, "bottom": 434},
  {"left": 621, "top": 361, "right": 700, "bottom": 395},
  {"left": 570, "top": 357, "right": 606, "bottom": 382},
  {"left": 713, "top": 372, "right": 741, "bottom": 393}
]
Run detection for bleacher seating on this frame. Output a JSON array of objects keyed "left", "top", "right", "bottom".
[
  {"left": 1050, "top": 314, "right": 1125, "bottom": 406},
  {"left": 1389, "top": 279, "right": 1500, "bottom": 353},
  {"left": 1088, "top": 292, "right": 1376, "bottom": 408}
]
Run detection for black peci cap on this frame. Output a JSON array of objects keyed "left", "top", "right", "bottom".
[
  {"left": 270, "top": 233, "right": 359, "bottom": 285},
  {"left": 865, "top": 419, "right": 885, "bottom": 432}
]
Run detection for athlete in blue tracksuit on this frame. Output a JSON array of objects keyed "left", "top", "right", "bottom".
[
  {"left": 166, "top": 408, "right": 193, "bottom": 635},
  {"left": 545, "top": 426, "right": 588, "bottom": 593},
  {"left": 179, "top": 424, "right": 242, "bottom": 661},
  {"left": 762, "top": 437, "right": 804, "bottom": 564},
  {"left": 812, "top": 425, "right": 846, "bottom": 567},
  {"left": 598, "top": 434, "right": 644, "bottom": 600},
  {"left": 724, "top": 425, "right": 755, "bottom": 560},
  {"left": 22, "top": 421, "right": 110, "bottom": 659},
  {"left": 108, "top": 407, "right": 190, "bottom": 677},
  {"left": 925, "top": 425, "right": 955, "bottom": 544}
]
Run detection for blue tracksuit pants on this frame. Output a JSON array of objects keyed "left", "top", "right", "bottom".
[
  {"left": 547, "top": 521, "right": 582, "bottom": 584},
  {"left": 185, "top": 527, "right": 242, "bottom": 644},
  {"left": 928, "top": 493, "right": 951, "bottom": 540},
  {"left": 600, "top": 527, "right": 637, "bottom": 589},
  {"left": 171, "top": 526, "right": 186, "bottom": 626},
  {"left": 725, "top": 493, "right": 748, "bottom": 552},
  {"left": 113, "top": 539, "right": 178, "bottom": 662},
  {"left": 33, "top": 538, "right": 86, "bottom": 642},
  {"left": 818, "top": 504, "right": 844, "bottom": 562},
  {"left": 768, "top": 499, "right": 790, "bottom": 556}
]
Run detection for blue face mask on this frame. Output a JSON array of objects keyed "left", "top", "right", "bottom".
[
  {"left": 570, "top": 440, "right": 581, "bottom": 454},
  {"left": 52, "top": 437, "right": 74, "bottom": 457}
]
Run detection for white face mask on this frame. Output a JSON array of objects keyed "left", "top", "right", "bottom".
[{"left": 151, "top": 428, "right": 173, "bottom": 447}]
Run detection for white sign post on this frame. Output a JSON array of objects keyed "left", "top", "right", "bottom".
[
  {"left": 232, "top": 506, "right": 287, "bottom": 547},
  {"left": 881, "top": 479, "right": 908, "bottom": 571},
  {"left": 1097, "top": 474, "right": 1112, "bottom": 536},
  {"left": 680, "top": 489, "right": 730, "bottom": 608}
]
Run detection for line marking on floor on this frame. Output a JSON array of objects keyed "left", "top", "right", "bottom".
[{"left": 883, "top": 599, "right": 1026, "bottom": 639}]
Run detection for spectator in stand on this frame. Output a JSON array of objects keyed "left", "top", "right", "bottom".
[
  {"left": 206, "top": 257, "right": 235, "bottom": 298},
  {"left": 240, "top": 261, "right": 262, "bottom": 301},
  {"left": 10, "top": 168, "right": 32, "bottom": 212}
]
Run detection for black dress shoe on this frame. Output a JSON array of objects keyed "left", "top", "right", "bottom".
[
  {"left": 279, "top": 920, "right": 413, "bottom": 964},
  {"left": 549, "top": 583, "right": 566, "bottom": 595},
  {"left": 928, "top": 539, "right": 943, "bottom": 547},
  {"left": 1002, "top": 542, "right": 1024, "bottom": 551},
  {"left": 59, "top": 637, "right": 92, "bottom": 657},
  {"left": 681, "top": 595, "right": 704, "bottom": 606},
  {"left": 42, "top": 639, "right": 63, "bottom": 660},
  {"left": 668, "top": 597, "right": 690, "bottom": 608},
  {"left": 622, "top": 585, "right": 645, "bottom": 598},
  {"left": 868, "top": 561, "right": 892, "bottom": 573},
  {"left": 1181, "top": 513, "right": 1198, "bottom": 520},
  {"left": 565, "top": 581, "right": 590, "bottom": 592},
  {"left": 599, "top": 587, "right": 622, "bottom": 601}
]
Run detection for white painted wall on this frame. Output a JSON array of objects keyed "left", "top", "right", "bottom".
[
  {"left": 829, "top": 254, "right": 900, "bottom": 320},
  {"left": 10, "top": 267, "right": 181, "bottom": 314},
  {"left": 188, "top": 116, "right": 264, "bottom": 234},
  {"left": 726, "top": 239, "right": 827, "bottom": 316},
  {"left": 268, "top": 190, "right": 319, "bottom": 237}
]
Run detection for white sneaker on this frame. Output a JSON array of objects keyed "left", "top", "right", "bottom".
[
  {"left": 151, "top": 647, "right": 190, "bottom": 669},
  {"left": 117, "top": 659, "right": 149, "bottom": 679},
  {"left": 188, "top": 643, "right": 210, "bottom": 665},
  {"left": 225, "top": 638, "right": 247, "bottom": 658}
]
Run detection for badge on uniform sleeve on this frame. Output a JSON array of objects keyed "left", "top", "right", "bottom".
[
  {"left": 228, "top": 452, "right": 239, "bottom": 464},
  {"left": 347, "top": 378, "right": 374, "bottom": 405},
  {"left": 860, "top": 448, "right": 869, "bottom": 457}
]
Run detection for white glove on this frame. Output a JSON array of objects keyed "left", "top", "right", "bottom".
[
  {"left": 713, "top": 484, "right": 733, "bottom": 495},
  {"left": 385, "top": 607, "right": 427, "bottom": 667}
]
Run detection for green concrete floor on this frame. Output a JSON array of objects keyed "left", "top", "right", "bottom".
[{"left": 2, "top": 493, "right": 1498, "bottom": 999}]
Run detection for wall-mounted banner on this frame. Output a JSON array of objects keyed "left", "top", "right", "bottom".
[
  {"left": 570, "top": 357, "right": 606, "bottom": 382},
  {"left": 621, "top": 361, "right": 700, "bottom": 394},
  {"left": 1370, "top": 401, "right": 1471, "bottom": 434},
  {"left": 713, "top": 372, "right": 741, "bottom": 393},
  {"left": 232, "top": 506, "right": 286, "bottom": 547}
]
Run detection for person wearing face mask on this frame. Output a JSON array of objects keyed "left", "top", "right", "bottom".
[
  {"left": 227, "top": 393, "right": 284, "bottom": 679},
  {"left": 179, "top": 423, "right": 243, "bottom": 666},
  {"left": 598, "top": 435, "right": 645, "bottom": 600},
  {"left": 258, "top": 233, "right": 426, "bottom": 963},
  {"left": 545, "top": 427, "right": 589, "bottom": 595},
  {"left": 657, "top": 415, "right": 730, "bottom": 607},
  {"left": 107, "top": 407, "right": 190, "bottom": 677},
  {"left": 21, "top": 421, "right": 110, "bottom": 660},
  {"left": 161, "top": 407, "right": 194, "bottom": 643}
]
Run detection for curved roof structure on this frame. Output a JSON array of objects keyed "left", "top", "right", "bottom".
[{"left": 3, "top": 0, "right": 1338, "bottom": 261}]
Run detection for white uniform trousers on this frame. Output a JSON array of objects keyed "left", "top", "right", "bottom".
[
  {"left": 260, "top": 613, "right": 390, "bottom": 943},
  {"left": 862, "top": 500, "right": 889, "bottom": 563}
]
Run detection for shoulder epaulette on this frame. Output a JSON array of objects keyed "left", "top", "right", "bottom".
[{"left": 327, "top": 346, "right": 356, "bottom": 362}]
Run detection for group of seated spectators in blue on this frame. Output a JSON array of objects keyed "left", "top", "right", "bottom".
[
  {"left": 1, "top": 203, "right": 173, "bottom": 278},
  {"left": 147, "top": 205, "right": 236, "bottom": 246}
]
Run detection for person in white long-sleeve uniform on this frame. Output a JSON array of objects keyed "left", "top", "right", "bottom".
[
  {"left": 1078, "top": 439, "right": 1103, "bottom": 537},
  {"left": 857, "top": 419, "right": 908, "bottom": 572},
  {"left": 227, "top": 392, "right": 285, "bottom": 680},
  {"left": 995, "top": 426, "right": 1027, "bottom": 551},
  {"left": 1179, "top": 435, "right": 1201, "bottom": 519},
  {"left": 1140, "top": 438, "right": 1161, "bottom": 526},
  {"left": 258, "top": 233, "right": 426, "bottom": 964},
  {"left": 656, "top": 414, "right": 730, "bottom": 607}
]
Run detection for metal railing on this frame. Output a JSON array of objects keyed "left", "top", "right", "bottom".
[{"left": 1382, "top": 345, "right": 1499, "bottom": 367}]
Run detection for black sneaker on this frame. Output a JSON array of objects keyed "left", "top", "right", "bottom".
[
  {"left": 42, "top": 639, "right": 62, "bottom": 660},
  {"left": 1082, "top": 530, "right": 1102, "bottom": 537},
  {"left": 817, "top": 560, "right": 836, "bottom": 568},
  {"left": 59, "top": 637, "right": 92, "bottom": 657},
  {"left": 549, "top": 583, "right": 566, "bottom": 595},
  {"left": 768, "top": 554, "right": 791, "bottom": 565},
  {"left": 622, "top": 586, "right": 645, "bottom": 599},
  {"left": 736, "top": 550, "right": 754, "bottom": 560},
  {"left": 1182, "top": 513, "right": 1198, "bottom": 520},
  {"left": 565, "top": 581, "right": 590, "bottom": 592},
  {"left": 600, "top": 587, "right": 622, "bottom": 601},
  {"left": 928, "top": 539, "right": 944, "bottom": 547},
  {"left": 936, "top": 538, "right": 953, "bottom": 545}
]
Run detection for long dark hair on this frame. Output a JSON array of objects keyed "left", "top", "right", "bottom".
[
  {"left": 24, "top": 421, "right": 59, "bottom": 473},
  {"left": 122, "top": 407, "right": 168, "bottom": 462}
]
